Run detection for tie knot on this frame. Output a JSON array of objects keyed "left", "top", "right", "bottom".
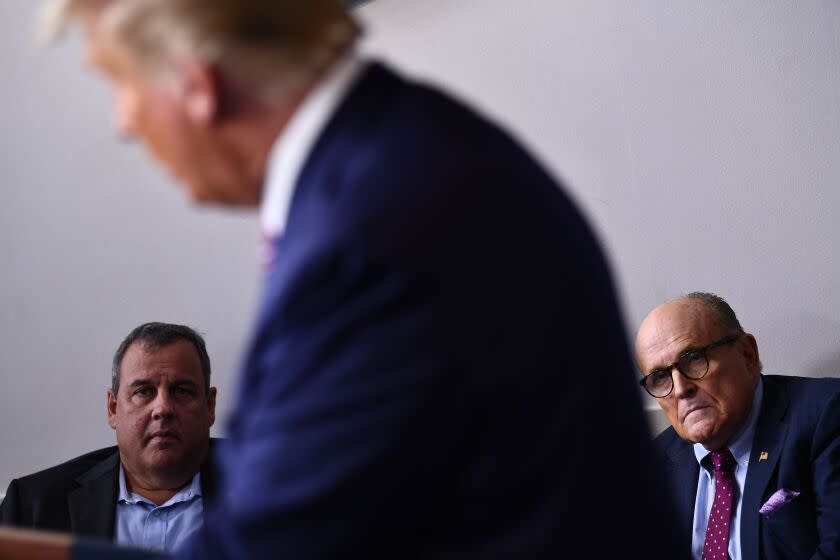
[{"left": 709, "top": 449, "right": 735, "bottom": 474}]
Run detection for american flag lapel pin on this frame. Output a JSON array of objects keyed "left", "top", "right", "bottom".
[{"left": 759, "top": 451, "right": 769, "bottom": 462}]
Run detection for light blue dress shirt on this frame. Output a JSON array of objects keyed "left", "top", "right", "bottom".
[
  {"left": 115, "top": 465, "right": 204, "bottom": 553},
  {"left": 690, "top": 380, "right": 764, "bottom": 560}
]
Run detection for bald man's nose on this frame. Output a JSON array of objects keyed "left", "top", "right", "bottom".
[{"left": 671, "top": 369, "right": 697, "bottom": 398}]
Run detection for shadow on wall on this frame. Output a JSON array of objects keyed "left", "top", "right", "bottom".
[
  {"left": 645, "top": 407, "right": 670, "bottom": 437},
  {"left": 757, "top": 314, "right": 840, "bottom": 380},
  {"left": 806, "top": 350, "right": 840, "bottom": 379}
]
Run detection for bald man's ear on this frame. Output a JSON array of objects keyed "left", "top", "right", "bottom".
[{"left": 740, "top": 333, "right": 761, "bottom": 377}]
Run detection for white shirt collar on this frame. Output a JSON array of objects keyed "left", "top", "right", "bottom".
[
  {"left": 117, "top": 463, "right": 202, "bottom": 507},
  {"left": 259, "top": 53, "right": 367, "bottom": 238}
]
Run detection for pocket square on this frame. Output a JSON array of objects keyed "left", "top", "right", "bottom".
[{"left": 759, "top": 488, "right": 800, "bottom": 516}]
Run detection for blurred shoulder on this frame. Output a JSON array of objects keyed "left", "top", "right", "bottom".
[{"left": 652, "top": 426, "right": 686, "bottom": 459}]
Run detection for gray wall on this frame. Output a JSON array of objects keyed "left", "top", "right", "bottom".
[{"left": 2, "top": 0, "right": 839, "bottom": 493}]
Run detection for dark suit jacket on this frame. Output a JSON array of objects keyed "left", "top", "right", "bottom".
[
  {"left": 0, "top": 443, "right": 218, "bottom": 541},
  {"left": 180, "top": 61, "right": 684, "bottom": 559},
  {"left": 655, "top": 374, "right": 840, "bottom": 560}
]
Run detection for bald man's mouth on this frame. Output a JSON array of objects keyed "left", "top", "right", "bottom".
[{"left": 680, "top": 405, "right": 710, "bottom": 423}]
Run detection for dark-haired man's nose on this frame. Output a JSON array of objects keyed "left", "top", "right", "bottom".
[{"left": 151, "top": 391, "right": 176, "bottom": 421}]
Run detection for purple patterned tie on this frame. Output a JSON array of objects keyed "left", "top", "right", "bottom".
[{"left": 703, "top": 449, "right": 736, "bottom": 560}]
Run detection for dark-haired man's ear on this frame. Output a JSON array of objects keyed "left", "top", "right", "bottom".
[{"left": 107, "top": 388, "right": 118, "bottom": 429}]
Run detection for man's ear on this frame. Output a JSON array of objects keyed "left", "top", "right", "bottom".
[
  {"left": 107, "top": 388, "right": 118, "bottom": 430},
  {"left": 177, "top": 60, "right": 220, "bottom": 126},
  {"left": 207, "top": 386, "right": 217, "bottom": 427}
]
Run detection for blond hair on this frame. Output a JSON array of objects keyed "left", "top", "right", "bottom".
[{"left": 41, "top": 0, "right": 361, "bottom": 95}]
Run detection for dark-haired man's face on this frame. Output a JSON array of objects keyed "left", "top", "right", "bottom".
[{"left": 107, "top": 339, "right": 216, "bottom": 490}]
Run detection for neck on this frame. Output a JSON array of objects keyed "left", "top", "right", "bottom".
[
  {"left": 208, "top": 77, "right": 317, "bottom": 207},
  {"left": 124, "top": 468, "right": 194, "bottom": 507},
  {"left": 215, "top": 106, "right": 303, "bottom": 205},
  {"left": 209, "top": 52, "right": 352, "bottom": 206}
]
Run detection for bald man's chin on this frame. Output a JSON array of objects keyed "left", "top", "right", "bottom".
[{"left": 682, "top": 424, "right": 718, "bottom": 447}]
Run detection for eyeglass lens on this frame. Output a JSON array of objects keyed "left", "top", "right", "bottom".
[{"left": 646, "top": 351, "right": 709, "bottom": 396}]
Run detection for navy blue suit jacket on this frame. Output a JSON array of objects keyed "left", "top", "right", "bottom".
[
  {"left": 655, "top": 375, "right": 840, "bottom": 560},
  {"left": 181, "top": 62, "right": 683, "bottom": 559}
]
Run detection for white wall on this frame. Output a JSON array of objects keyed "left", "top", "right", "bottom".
[{"left": 2, "top": 0, "right": 839, "bottom": 491}]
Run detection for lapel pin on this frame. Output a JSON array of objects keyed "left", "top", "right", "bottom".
[{"left": 759, "top": 451, "right": 769, "bottom": 462}]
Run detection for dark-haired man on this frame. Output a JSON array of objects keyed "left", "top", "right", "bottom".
[
  {"left": 0, "top": 322, "right": 218, "bottom": 553},
  {"left": 637, "top": 292, "right": 840, "bottom": 560}
]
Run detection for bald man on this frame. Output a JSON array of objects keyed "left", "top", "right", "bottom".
[{"left": 636, "top": 292, "right": 840, "bottom": 560}]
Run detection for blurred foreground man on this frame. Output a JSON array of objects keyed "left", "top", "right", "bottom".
[
  {"left": 637, "top": 292, "right": 840, "bottom": 560},
  {"left": 0, "top": 322, "right": 218, "bottom": 553},
  {"left": 1, "top": 0, "right": 683, "bottom": 557}
]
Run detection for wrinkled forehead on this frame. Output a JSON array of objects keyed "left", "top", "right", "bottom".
[{"left": 635, "top": 300, "right": 723, "bottom": 370}]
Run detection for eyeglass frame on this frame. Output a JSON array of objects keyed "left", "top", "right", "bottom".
[{"left": 638, "top": 333, "right": 743, "bottom": 398}]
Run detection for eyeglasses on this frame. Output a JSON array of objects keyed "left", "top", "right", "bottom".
[{"left": 639, "top": 333, "right": 742, "bottom": 398}]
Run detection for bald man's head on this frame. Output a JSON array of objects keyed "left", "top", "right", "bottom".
[{"left": 636, "top": 295, "right": 761, "bottom": 450}]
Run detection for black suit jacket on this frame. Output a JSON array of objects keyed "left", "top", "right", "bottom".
[
  {"left": 655, "top": 375, "right": 840, "bottom": 560},
  {"left": 0, "top": 442, "right": 218, "bottom": 541}
]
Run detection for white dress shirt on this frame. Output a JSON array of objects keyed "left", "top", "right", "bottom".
[
  {"left": 259, "top": 53, "right": 368, "bottom": 239},
  {"left": 115, "top": 464, "right": 203, "bottom": 552},
  {"left": 691, "top": 380, "right": 764, "bottom": 560}
]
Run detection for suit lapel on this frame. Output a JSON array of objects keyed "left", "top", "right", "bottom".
[
  {"left": 290, "top": 62, "right": 403, "bottom": 213},
  {"left": 250, "top": 63, "right": 405, "bottom": 340},
  {"left": 665, "top": 438, "right": 700, "bottom": 546},
  {"left": 200, "top": 439, "right": 219, "bottom": 507},
  {"left": 740, "top": 377, "right": 789, "bottom": 560},
  {"left": 68, "top": 451, "right": 120, "bottom": 539}
]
